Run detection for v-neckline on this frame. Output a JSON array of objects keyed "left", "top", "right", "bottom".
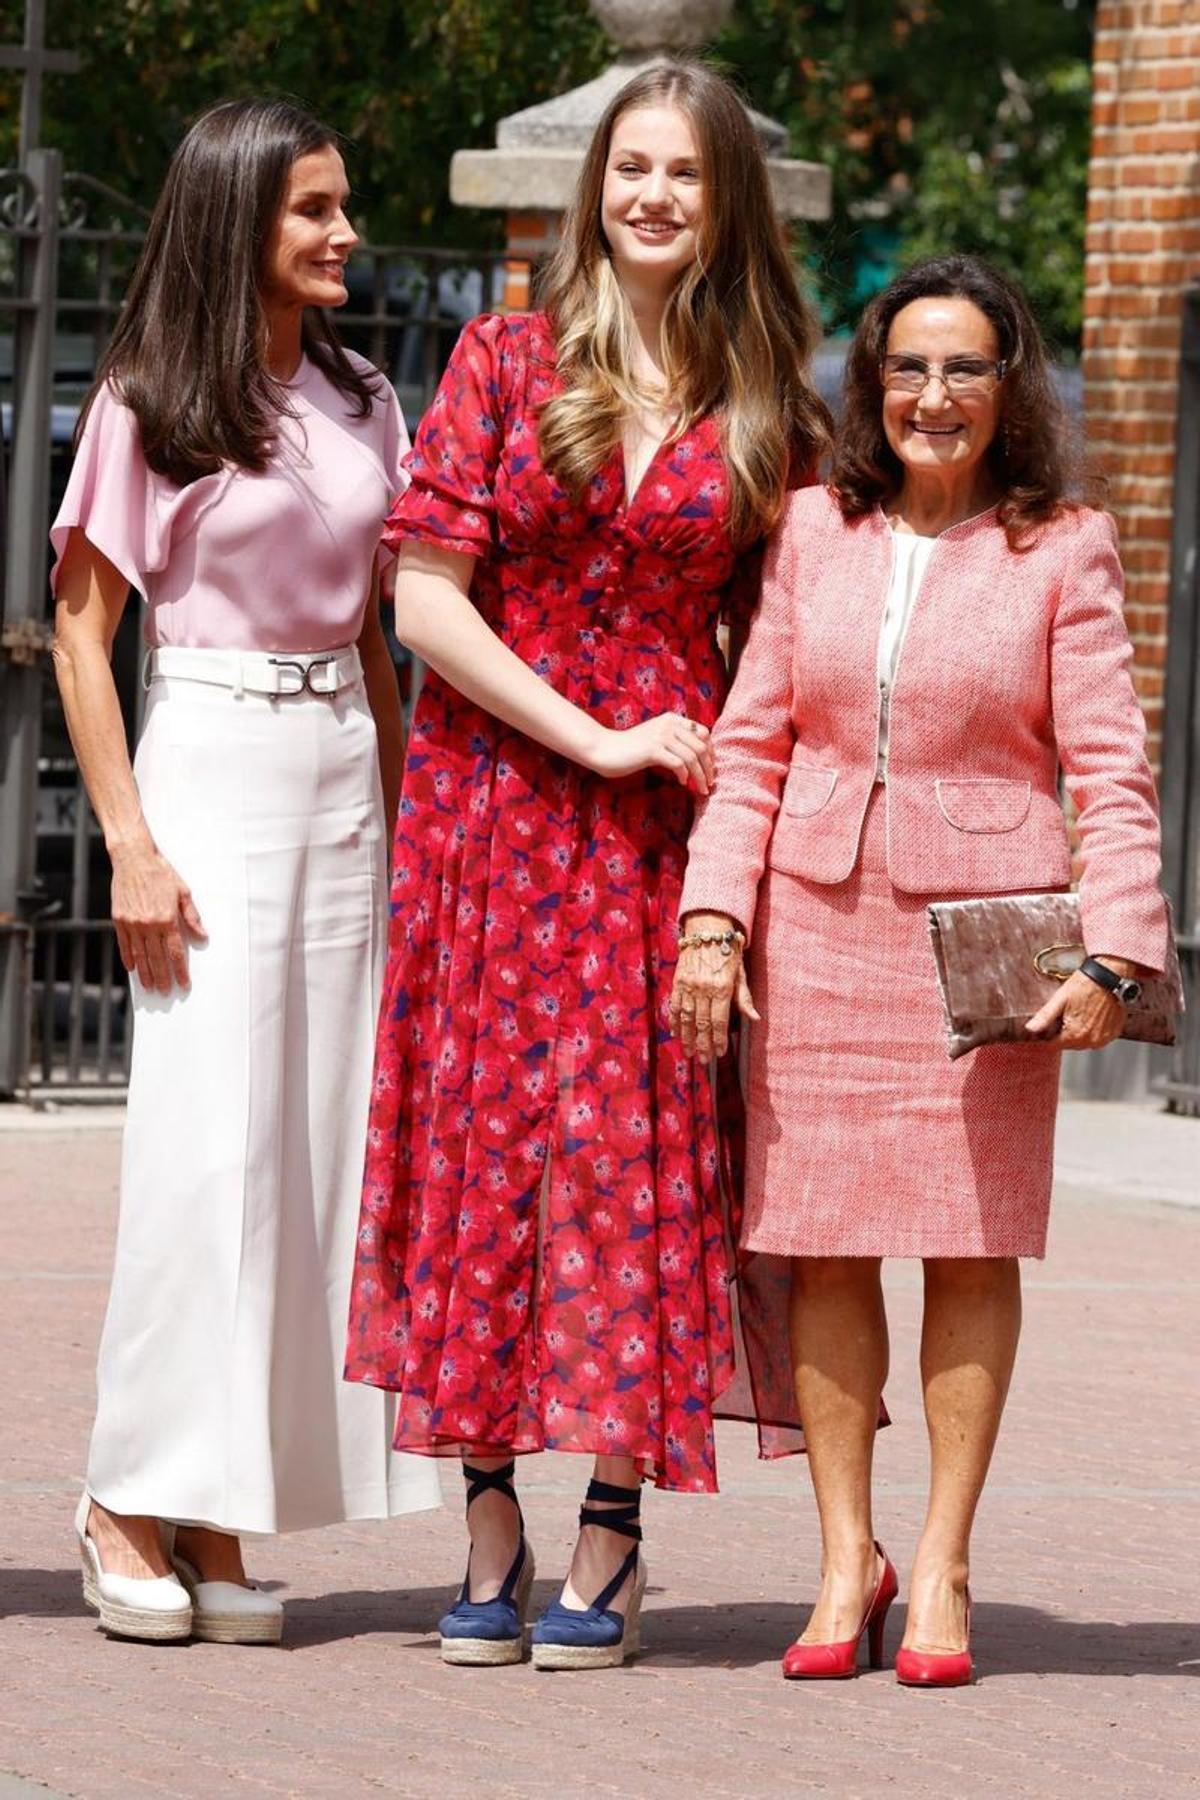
[{"left": 618, "top": 425, "right": 678, "bottom": 512}]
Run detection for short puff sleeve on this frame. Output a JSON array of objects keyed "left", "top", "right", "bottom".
[
  {"left": 49, "top": 382, "right": 168, "bottom": 598},
  {"left": 376, "top": 376, "right": 413, "bottom": 567},
  {"left": 382, "top": 314, "right": 507, "bottom": 561}
]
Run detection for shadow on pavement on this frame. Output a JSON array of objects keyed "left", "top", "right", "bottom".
[
  {"left": 0, "top": 1569, "right": 90, "bottom": 1621},
  {"left": 6, "top": 1573, "right": 1197, "bottom": 1680},
  {"left": 640, "top": 1600, "right": 1200, "bottom": 1678},
  {"left": 236, "top": 1584, "right": 1200, "bottom": 1678}
]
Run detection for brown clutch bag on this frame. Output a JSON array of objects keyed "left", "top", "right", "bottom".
[{"left": 926, "top": 892, "right": 1184, "bottom": 1061}]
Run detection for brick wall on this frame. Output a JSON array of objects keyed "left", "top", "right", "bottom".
[
  {"left": 1083, "top": 0, "right": 1200, "bottom": 772},
  {"left": 502, "top": 211, "right": 558, "bottom": 311}
]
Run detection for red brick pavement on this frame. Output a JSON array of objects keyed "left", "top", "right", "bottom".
[{"left": 1, "top": 1124, "right": 1197, "bottom": 1799}]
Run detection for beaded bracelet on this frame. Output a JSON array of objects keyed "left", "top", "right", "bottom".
[{"left": 677, "top": 926, "right": 746, "bottom": 957}]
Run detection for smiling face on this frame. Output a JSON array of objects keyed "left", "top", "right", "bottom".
[
  {"left": 881, "top": 296, "right": 1003, "bottom": 481},
  {"left": 600, "top": 103, "right": 704, "bottom": 295},
  {"left": 261, "top": 145, "right": 357, "bottom": 313}
]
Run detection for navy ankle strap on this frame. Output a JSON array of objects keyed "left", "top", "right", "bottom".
[
  {"left": 459, "top": 1461, "right": 527, "bottom": 1606},
  {"left": 462, "top": 1459, "right": 522, "bottom": 1524},
  {"left": 585, "top": 1478, "right": 641, "bottom": 1506},
  {"left": 579, "top": 1476, "right": 642, "bottom": 1544}
]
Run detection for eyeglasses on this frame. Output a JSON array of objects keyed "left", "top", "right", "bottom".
[{"left": 881, "top": 354, "right": 1007, "bottom": 395}]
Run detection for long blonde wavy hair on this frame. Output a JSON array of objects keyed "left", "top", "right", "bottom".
[{"left": 537, "top": 62, "right": 831, "bottom": 547}]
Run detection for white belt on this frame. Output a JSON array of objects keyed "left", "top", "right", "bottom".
[{"left": 145, "top": 644, "right": 362, "bottom": 698}]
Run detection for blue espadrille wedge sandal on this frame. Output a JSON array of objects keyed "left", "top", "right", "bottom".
[
  {"left": 530, "top": 1478, "right": 645, "bottom": 1670},
  {"left": 438, "top": 1460, "right": 535, "bottom": 1666}
]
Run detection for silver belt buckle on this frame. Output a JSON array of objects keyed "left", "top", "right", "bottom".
[{"left": 269, "top": 655, "right": 337, "bottom": 696}]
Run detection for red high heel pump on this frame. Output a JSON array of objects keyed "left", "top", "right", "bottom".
[
  {"left": 782, "top": 1544, "right": 898, "bottom": 1680},
  {"left": 895, "top": 1588, "right": 973, "bottom": 1687}
]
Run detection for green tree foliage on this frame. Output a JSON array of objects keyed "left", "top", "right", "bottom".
[
  {"left": 715, "top": 0, "right": 1096, "bottom": 349},
  {"left": 0, "top": 0, "right": 608, "bottom": 238},
  {"left": 0, "top": 0, "right": 1095, "bottom": 347}
]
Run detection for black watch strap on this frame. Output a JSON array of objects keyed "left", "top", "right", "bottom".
[{"left": 1079, "top": 956, "right": 1140, "bottom": 1004}]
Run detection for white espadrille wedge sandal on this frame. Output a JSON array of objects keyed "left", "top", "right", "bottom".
[
  {"left": 168, "top": 1546, "right": 284, "bottom": 1646},
  {"left": 75, "top": 1493, "right": 193, "bottom": 1643}
]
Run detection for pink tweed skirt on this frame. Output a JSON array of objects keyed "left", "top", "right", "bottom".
[{"left": 742, "top": 787, "right": 1061, "bottom": 1259}]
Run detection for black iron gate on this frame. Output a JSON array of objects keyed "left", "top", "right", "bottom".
[{"left": 0, "top": 32, "right": 507, "bottom": 1096}]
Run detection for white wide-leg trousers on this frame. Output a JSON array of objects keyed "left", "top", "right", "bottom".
[{"left": 86, "top": 666, "right": 440, "bottom": 1533}]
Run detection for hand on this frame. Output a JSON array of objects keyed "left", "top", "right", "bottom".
[
  {"left": 669, "top": 911, "right": 760, "bottom": 1059},
  {"left": 110, "top": 841, "right": 207, "bottom": 995},
  {"left": 1025, "top": 962, "right": 1128, "bottom": 1051},
  {"left": 586, "top": 713, "right": 715, "bottom": 794}
]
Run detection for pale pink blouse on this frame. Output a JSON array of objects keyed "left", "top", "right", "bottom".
[{"left": 50, "top": 351, "right": 407, "bottom": 651}]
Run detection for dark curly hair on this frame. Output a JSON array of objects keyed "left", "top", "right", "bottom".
[{"left": 831, "top": 255, "right": 1087, "bottom": 549}]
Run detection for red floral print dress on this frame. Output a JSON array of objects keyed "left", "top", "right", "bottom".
[{"left": 345, "top": 311, "right": 762, "bottom": 1493}]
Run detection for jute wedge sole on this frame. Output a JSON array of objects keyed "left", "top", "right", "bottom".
[
  {"left": 170, "top": 1553, "right": 284, "bottom": 1646},
  {"left": 439, "top": 1550, "right": 535, "bottom": 1666},
  {"left": 531, "top": 1560, "right": 646, "bottom": 1671},
  {"left": 80, "top": 1555, "right": 193, "bottom": 1643},
  {"left": 188, "top": 1609, "right": 283, "bottom": 1646}
]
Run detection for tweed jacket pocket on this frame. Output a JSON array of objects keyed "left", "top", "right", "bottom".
[
  {"left": 782, "top": 762, "right": 838, "bottom": 818},
  {"left": 934, "top": 778, "right": 1032, "bottom": 834}
]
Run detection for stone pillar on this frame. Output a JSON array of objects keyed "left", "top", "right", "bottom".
[
  {"left": 1082, "top": 0, "right": 1200, "bottom": 774},
  {"left": 449, "top": 0, "right": 830, "bottom": 314}
]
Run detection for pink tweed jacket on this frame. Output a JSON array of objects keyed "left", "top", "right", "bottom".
[{"left": 681, "top": 484, "right": 1169, "bottom": 972}]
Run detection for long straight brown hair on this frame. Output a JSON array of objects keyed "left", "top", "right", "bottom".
[
  {"left": 79, "top": 99, "right": 378, "bottom": 487},
  {"left": 537, "top": 62, "right": 831, "bottom": 547}
]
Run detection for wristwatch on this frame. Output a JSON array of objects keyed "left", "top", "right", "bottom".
[{"left": 1079, "top": 956, "right": 1143, "bottom": 1006}]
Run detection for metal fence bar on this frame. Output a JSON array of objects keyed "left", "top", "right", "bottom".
[
  {"left": 29, "top": 918, "right": 130, "bottom": 1089},
  {"left": 2, "top": 190, "right": 503, "bottom": 1091},
  {"left": 1163, "top": 938, "right": 1200, "bottom": 1118},
  {"left": 1161, "top": 281, "right": 1200, "bottom": 927},
  {"left": 96, "top": 928, "right": 115, "bottom": 1082},
  {"left": 66, "top": 927, "right": 85, "bottom": 1079},
  {"left": 1161, "top": 282, "right": 1200, "bottom": 1114},
  {"left": 0, "top": 147, "right": 60, "bottom": 1096},
  {"left": 38, "top": 926, "right": 54, "bottom": 1085}
]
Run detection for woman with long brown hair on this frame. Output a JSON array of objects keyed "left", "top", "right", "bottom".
[
  {"left": 345, "top": 60, "right": 830, "bottom": 1669},
  {"left": 51, "top": 98, "right": 439, "bottom": 1647}
]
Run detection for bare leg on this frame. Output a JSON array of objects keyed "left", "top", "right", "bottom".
[
  {"left": 904, "top": 1256, "right": 1022, "bottom": 1653},
  {"left": 458, "top": 1450, "right": 522, "bottom": 1601},
  {"left": 790, "top": 1257, "right": 890, "bottom": 1641},
  {"left": 561, "top": 1454, "right": 641, "bottom": 1615},
  {"left": 173, "top": 1523, "right": 249, "bottom": 1584},
  {"left": 85, "top": 1500, "right": 173, "bottom": 1580},
  {"left": 86, "top": 1501, "right": 250, "bottom": 1584}
]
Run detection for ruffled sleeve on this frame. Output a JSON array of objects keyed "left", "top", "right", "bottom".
[
  {"left": 49, "top": 382, "right": 168, "bottom": 597},
  {"left": 382, "top": 314, "right": 508, "bottom": 560}
]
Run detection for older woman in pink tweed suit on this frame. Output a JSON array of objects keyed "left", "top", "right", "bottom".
[{"left": 673, "top": 256, "right": 1169, "bottom": 1687}]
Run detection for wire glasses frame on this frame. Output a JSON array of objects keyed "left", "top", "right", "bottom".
[{"left": 881, "top": 354, "right": 1008, "bottom": 395}]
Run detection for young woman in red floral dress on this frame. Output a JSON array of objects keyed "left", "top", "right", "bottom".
[{"left": 345, "top": 62, "right": 830, "bottom": 1668}]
